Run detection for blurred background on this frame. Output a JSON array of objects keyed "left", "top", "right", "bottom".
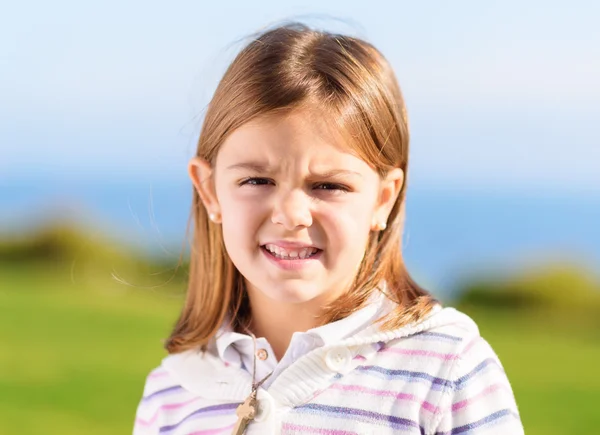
[{"left": 1, "top": 1, "right": 599, "bottom": 433}]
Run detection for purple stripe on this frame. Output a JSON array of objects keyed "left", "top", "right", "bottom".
[
  {"left": 450, "top": 409, "right": 516, "bottom": 434},
  {"left": 455, "top": 358, "right": 502, "bottom": 390},
  {"left": 329, "top": 384, "right": 440, "bottom": 414},
  {"left": 413, "top": 331, "right": 463, "bottom": 342},
  {"left": 356, "top": 358, "right": 502, "bottom": 392},
  {"left": 143, "top": 386, "right": 184, "bottom": 402},
  {"left": 296, "top": 403, "right": 420, "bottom": 431},
  {"left": 356, "top": 365, "right": 453, "bottom": 391},
  {"left": 159, "top": 403, "right": 240, "bottom": 433}
]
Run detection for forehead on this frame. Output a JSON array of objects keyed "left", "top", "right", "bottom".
[{"left": 216, "top": 110, "right": 370, "bottom": 173}]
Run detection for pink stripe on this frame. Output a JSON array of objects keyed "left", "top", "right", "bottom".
[
  {"left": 148, "top": 369, "right": 168, "bottom": 379},
  {"left": 330, "top": 384, "right": 440, "bottom": 413},
  {"left": 381, "top": 347, "right": 459, "bottom": 361},
  {"left": 188, "top": 423, "right": 235, "bottom": 435},
  {"left": 463, "top": 337, "right": 479, "bottom": 354},
  {"left": 135, "top": 415, "right": 158, "bottom": 427},
  {"left": 282, "top": 423, "right": 358, "bottom": 435},
  {"left": 452, "top": 383, "right": 508, "bottom": 412},
  {"left": 135, "top": 397, "right": 202, "bottom": 426}
]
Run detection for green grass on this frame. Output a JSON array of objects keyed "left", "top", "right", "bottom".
[
  {"left": 462, "top": 308, "right": 600, "bottom": 434},
  {"left": 0, "top": 264, "right": 183, "bottom": 434},
  {"left": 1, "top": 266, "right": 598, "bottom": 434}
]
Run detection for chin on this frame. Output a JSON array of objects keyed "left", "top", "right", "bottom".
[{"left": 260, "top": 281, "right": 325, "bottom": 305}]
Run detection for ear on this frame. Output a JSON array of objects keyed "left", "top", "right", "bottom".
[
  {"left": 188, "top": 156, "right": 221, "bottom": 223},
  {"left": 371, "top": 168, "right": 404, "bottom": 231}
]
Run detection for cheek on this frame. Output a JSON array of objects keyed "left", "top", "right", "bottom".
[
  {"left": 318, "top": 199, "right": 374, "bottom": 248},
  {"left": 219, "top": 194, "right": 266, "bottom": 248}
]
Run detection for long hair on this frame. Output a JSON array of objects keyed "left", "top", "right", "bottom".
[{"left": 166, "top": 23, "right": 438, "bottom": 353}]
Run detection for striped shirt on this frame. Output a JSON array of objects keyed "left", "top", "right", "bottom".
[{"left": 133, "top": 302, "right": 524, "bottom": 434}]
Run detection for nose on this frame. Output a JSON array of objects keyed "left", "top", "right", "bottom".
[{"left": 271, "top": 189, "right": 313, "bottom": 230}]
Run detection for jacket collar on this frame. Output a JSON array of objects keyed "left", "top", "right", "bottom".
[{"left": 162, "top": 302, "right": 472, "bottom": 407}]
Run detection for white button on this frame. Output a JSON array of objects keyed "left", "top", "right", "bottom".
[
  {"left": 254, "top": 390, "right": 273, "bottom": 422},
  {"left": 324, "top": 347, "right": 353, "bottom": 372}
]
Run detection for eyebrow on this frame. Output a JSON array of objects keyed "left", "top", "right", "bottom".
[
  {"left": 226, "top": 162, "right": 363, "bottom": 178},
  {"left": 226, "top": 162, "right": 272, "bottom": 172},
  {"left": 313, "top": 169, "right": 363, "bottom": 179}
]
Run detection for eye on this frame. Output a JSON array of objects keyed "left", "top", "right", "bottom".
[
  {"left": 239, "top": 177, "right": 274, "bottom": 186},
  {"left": 313, "top": 183, "right": 350, "bottom": 192}
]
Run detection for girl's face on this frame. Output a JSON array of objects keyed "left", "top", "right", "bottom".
[{"left": 190, "top": 111, "right": 403, "bottom": 307}]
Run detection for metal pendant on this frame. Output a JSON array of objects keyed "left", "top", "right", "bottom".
[{"left": 232, "top": 391, "right": 257, "bottom": 435}]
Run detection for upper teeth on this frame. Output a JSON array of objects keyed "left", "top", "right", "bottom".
[{"left": 264, "top": 244, "right": 318, "bottom": 259}]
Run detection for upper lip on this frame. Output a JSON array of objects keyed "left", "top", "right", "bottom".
[{"left": 262, "top": 240, "right": 320, "bottom": 249}]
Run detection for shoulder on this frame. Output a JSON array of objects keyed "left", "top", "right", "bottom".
[
  {"left": 395, "top": 306, "right": 510, "bottom": 393},
  {"left": 133, "top": 350, "right": 252, "bottom": 433},
  {"left": 413, "top": 306, "right": 504, "bottom": 375},
  {"left": 401, "top": 306, "right": 524, "bottom": 434},
  {"left": 364, "top": 306, "right": 504, "bottom": 401},
  {"left": 133, "top": 365, "right": 189, "bottom": 434},
  {"left": 133, "top": 350, "right": 234, "bottom": 433},
  {"left": 383, "top": 306, "right": 486, "bottom": 364},
  {"left": 138, "top": 365, "right": 184, "bottom": 400}
]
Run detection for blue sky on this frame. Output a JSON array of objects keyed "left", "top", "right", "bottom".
[{"left": 1, "top": 0, "right": 599, "bottom": 193}]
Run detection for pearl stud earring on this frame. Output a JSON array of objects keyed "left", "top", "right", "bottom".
[
  {"left": 377, "top": 221, "right": 387, "bottom": 231},
  {"left": 209, "top": 212, "right": 220, "bottom": 223}
]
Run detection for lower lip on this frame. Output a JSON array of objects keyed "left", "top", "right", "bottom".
[{"left": 260, "top": 246, "right": 322, "bottom": 271}]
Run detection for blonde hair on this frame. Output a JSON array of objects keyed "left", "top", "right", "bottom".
[{"left": 166, "top": 23, "right": 437, "bottom": 353}]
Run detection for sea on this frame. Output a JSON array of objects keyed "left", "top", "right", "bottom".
[{"left": 1, "top": 178, "right": 599, "bottom": 298}]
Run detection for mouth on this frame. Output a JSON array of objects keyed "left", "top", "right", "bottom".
[{"left": 261, "top": 243, "right": 322, "bottom": 260}]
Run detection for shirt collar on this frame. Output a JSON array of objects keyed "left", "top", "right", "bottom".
[
  {"left": 215, "top": 325, "right": 252, "bottom": 367},
  {"left": 214, "top": 289, "right": 389, "bottom": 366}
]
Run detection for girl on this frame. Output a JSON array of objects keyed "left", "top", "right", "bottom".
[{"left": 133, "top": 23, "right": 524, "bottom": 434}]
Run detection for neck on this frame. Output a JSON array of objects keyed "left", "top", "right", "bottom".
[{"left": 246, "top": 290, "right": 326, "bottom": 361}]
